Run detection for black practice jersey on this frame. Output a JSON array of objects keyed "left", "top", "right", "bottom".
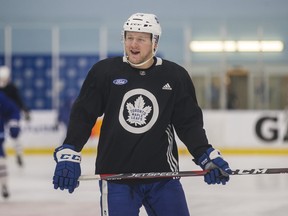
[{"left": 64, "top": 57, "right": 211, "bottom": 174}]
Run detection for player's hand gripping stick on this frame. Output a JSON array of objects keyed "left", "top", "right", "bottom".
[
  {"left": 196, "top": 147, "right": 232, "bottom": 185},
  {"left": 53, "top": 144, "right": 81, "bottom": 193}
]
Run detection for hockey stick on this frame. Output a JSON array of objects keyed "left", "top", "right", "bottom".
[{"left": 79, "top": 168, "right": 288, "bottom": 181}]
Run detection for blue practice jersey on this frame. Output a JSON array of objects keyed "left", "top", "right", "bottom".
[{"left": 0, "top": 92, "right": 20, "bottom": 139}]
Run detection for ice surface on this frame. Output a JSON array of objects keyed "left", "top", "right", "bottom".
[{"left": 1, "top": 154, "right": 288, "bottom": 216}]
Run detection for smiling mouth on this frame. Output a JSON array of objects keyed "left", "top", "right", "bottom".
[{"left": 131, "top": 50, "right": 140, "bottom": 55}]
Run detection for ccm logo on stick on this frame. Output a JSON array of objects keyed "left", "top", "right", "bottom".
[{"left": 233, "top": 169, "right": 268, "bottom": 175}]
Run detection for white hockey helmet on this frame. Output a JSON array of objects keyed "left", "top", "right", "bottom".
[
  {"left": 0, "top": 65, "right": 11, "bottom": 87},
  {"left": 123, "top": 13, "right": 162, "bottom": 45}
]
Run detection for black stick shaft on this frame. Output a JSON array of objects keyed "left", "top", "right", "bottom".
[{"left": 79, "top": 168, "right": 288, "bottom": 181}]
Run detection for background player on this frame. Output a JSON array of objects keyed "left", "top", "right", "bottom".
[
  {"left": 0, "top": 65, "right": 30, "bottom": 167},
  {"left": 0, "top": 92, "right": 21, "bottom": 199},
  {"left": 53, "top": 13, "right": 232, "bottom": 215}
]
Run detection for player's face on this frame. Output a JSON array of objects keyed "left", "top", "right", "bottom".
[{"left": 124, "top": 31, "right": 154, "bottom": 68}]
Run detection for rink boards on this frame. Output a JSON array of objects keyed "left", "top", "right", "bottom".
[{"left": 4, "top": 110, "right": 288, "bottom": 155}]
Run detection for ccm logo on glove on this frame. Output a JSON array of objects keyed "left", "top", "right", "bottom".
[
  {"left": 56, "top": 148, "right": 81, "bottom": 163},
  {"left": 60, "top": 154, "right": 81, "bottom": 161}
]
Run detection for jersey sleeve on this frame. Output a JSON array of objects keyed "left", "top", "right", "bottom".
[
  {"left": 63, "top": 62, "right": 108, "bottom": 152},
  {"left": 171, "top": 67, "right": 211, "bottom": 160}
]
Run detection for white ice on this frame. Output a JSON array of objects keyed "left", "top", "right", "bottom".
[{"left": 1, "top": 154, "right": 288, "bottom": 216}]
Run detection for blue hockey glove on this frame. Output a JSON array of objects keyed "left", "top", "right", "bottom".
[
  {"left": 196, "top": 147, "right": 232, "bottom": 185},
  {"left": 8, "top": 120, "right": 20, "bottom": 138},
  {"left": 53, "top": 144, "right": 81, "bottom": 193},
  {"left": 9, "top": 127, "right": 20, "bottom": 138}
]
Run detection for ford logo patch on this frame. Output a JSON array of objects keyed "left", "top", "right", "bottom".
[{"left": 113, "top": 79, "right": 128, "bottom": 85}]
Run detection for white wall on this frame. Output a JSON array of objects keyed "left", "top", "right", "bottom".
[{"left": 203, "top": 110, "right": 288, "bottom": 148}]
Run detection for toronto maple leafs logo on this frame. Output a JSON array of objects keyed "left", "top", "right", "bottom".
[
  {"left": 119, "top": 89, "right": 159, "bottom": 134},
  {"left": 126, "top": 96, "right": 152, "bottom": 126}
]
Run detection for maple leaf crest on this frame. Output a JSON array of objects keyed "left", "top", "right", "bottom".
[{"left": 126, "top": 95, "right": 152, "bottom": 126}]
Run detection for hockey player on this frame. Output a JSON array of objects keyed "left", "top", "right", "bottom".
[
  {"left": 0, "top": 92, "right": 21, "bottom": 198},
  {"left": 0, "top": 65, "right": 30, "bottom": 167},
  {"left": 53, "top": 13, "right": 232, "bottom": 215}
]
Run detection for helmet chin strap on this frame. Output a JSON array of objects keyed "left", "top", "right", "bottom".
[{"left": 125, "top": 54, "right": 154, "bottom": 68}]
